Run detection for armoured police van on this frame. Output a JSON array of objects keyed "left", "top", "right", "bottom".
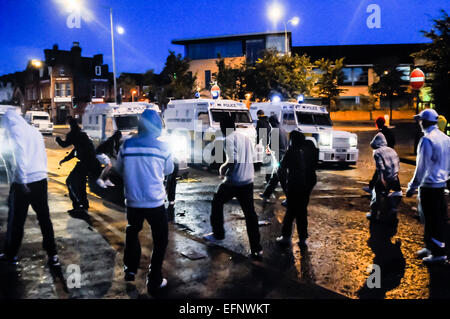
[
  {"left": 163, "top": 99, "right": 264, "bottom": 166},
  {"left": 250, "top": 102, "right": 359, "bottom": 164},
  {"left": 0, "top": 105, "right": 21, "bottom": 184},
  {"left": 82, "top": 102, "right": 160, "bottom": 142}
]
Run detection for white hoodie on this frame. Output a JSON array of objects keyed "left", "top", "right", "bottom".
[{"left": 1, "top": 109, "right": 47, "bottom": 184}]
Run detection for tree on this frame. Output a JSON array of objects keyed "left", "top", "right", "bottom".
[
  {"left": 157, "top": 51, "right": 196, "bottom": 107},
  {"left": 213, "top": 58, "right": 246, "bottom": 99},
  {"left": 313, "top": 58, "right": 345, "bottom": 111},
  {"left": 369, "top": 63, "right": 407, "bottom": 121},
  {"left": 244, "top": 50, "right": 316, "bottom": 100},
  {"left": 412, "top": 10, "right": 450, "bottom": 119}
]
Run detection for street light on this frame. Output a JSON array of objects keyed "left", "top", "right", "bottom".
[
  {"left": 267, "top": 2, "right": 299, "bottom": 56},
  {"left": 131, "top": 89, "right": 137, "bottom": 102},
  {"left": 31, "top": 59, "right": 43, "bottom": 68}
]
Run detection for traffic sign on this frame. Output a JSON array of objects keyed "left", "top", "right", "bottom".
[
  {"left": 211, "top": 84, "right": 220, "bottom": 99},
  {"left": 410, "top": 68, "right": 425, "bottom": 90}
]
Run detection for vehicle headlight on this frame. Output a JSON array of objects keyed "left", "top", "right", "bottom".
[
  {"left": 169, "top": 134, "right": 190, "bottom": 161},
  {"left": 350, "top": 136, "right": 358, "bottom": 148},
  {"left": 319, "top": 133, "right": 332, "bottom": 147}
]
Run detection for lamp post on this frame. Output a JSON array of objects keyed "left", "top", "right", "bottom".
[{"left": 267, "top": 2, "right": 299, "bottom": 55}]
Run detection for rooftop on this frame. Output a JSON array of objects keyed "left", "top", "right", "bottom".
[{"left": 172, "top": 31, "right": 291, "bottom": 45}]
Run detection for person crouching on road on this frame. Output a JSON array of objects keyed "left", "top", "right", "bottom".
[
  {"left": 366, "top": 133, "right": 402, "bottom": 222},
  {"left": 115, "top": 109, "right": 174, "bottom": 294},
  {"left": 204, "top": 115, "right": 263, "bottom": 259},
  {"left": 406, "top": 109, "right": 450, "bottom": 264},
  {"left": 0, "top": 110, "right": 60, "bottom": 268},
  {"left": 276, "top": 131, "right": 318, "bottom": 248},
  {"left": 95, "top": 130, "right": 122, "bottom": 189}
]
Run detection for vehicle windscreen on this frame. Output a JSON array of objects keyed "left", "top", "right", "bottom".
[
  {"left": 296, "top": 112, "right": 333, "bottom": 126},
  {"left": 115, "top": 115, "right": 139, "bottom": 130},
  {"left": 33, "top": 116, "right": 49, "bottom": 121},
  {"left": 210, "top": 109, "right": 252, "bottom": 124}
]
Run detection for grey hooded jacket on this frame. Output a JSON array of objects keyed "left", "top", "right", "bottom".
[{"left": 370, "top": 132, "right": 399, "bottom": 183}]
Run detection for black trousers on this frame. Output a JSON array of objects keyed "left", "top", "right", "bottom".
[
  {"left": 281, "top": 186, "right": 314, "bottom": 240},
  {"left": 211, "top": 182, "right": 262, "bottom": 253},
  {"left": 4, "top": 179, "right": 57, "bottom": 258},
  {"left": 66, "top": 162, "right": 89, "bottom": 210},
  {"left": 262, "top": 166, "right": 287, "bottom": 199},
  {"left": 420, "top": 187, "right": 448, "bottom": 256},
  {"left": 165, "top": 162, "right": 179, "bottom": 203},
  {"left": 124, "top": 206, "right": 168, "bottom": 288}
]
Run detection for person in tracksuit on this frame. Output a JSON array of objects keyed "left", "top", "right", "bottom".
[
  {"left": 407, "top": 109, "right": 450, "bottom": 264},
  {"left": 115, "top": 109, "right": 174, "bottom": 294},
  {"left": 57, "top": 117, "right": 101, "bottom": 213},
  {"left": 259, "top": 115, "right": 288, "bottom": 203},
  {"left": 363, "top": 116, "right": 396, "bottom": 194},
  {"left": 0, "top": 110, "right": 60, "bottom": 268},
  {"left": 204, "top": 115, "right": 263, "bottom": 259},
  {"left": 366, "top": 133, "right": 402, "bottom": 222},
  {"left": 256, "top": 110, "right": 272, "bottom": 183},
  {"left": 276, "top": 130, "right": 318, "bottom": 247}
]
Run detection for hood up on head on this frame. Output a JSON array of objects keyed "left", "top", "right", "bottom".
[
  {"left": 138, "top": 109, "right": 162, "bottom": 138},
  {"left": 290, "top": 130, "right": 305, "bottom": 148},
  {"left": 2, "top": 109, "right": 30, "bottom": 137},
  {"left": 269, "top": 115, "right": 280, "bottom": 128},
  {"left": 370, "top": 132, "right": 388, "bottom": 149}
]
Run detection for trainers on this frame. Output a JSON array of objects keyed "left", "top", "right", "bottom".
[
  {"left": 48, "top": 255, "right": 61, "bottom": 267},
  {"left": 0, "top": 253, "right": 18, "bottom": 265},
  {"left": 417, "top": 248, "right": 432, "bottom": 258},
  {"left": 146, "top": 278, "right": 168, "bottom": 295},
  {"left": 104, "top": 179, "right": 115, "bottom": 187},
  {"left": 362, "top": 186, "right": 372, "bottom": 194},
  {"left": 124, "top": 272, "right": 136, "bottom": 282},
  {"left": 275, "top": 236, "right": 291, "bottom": 245},
  {"left": 422, "top": 255, "right": 447, "bottom": 264},
  {"left": 96, "top": 178, "right": 107, "bottom": 189},
  {"left": 203, "top": 232, "right": 225, "bottom": 241},
  {"left": 281, "top": 199, "right": 287, "bottom": 207}
]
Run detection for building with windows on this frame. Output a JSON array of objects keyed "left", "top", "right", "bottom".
[
  {"left": 19, "top": 42, "right": 113, "bottom": 123},
  {"left": 172, "top": 32, "right": 292, "bottom": 94},
  {"left": 292, "top": 43, "right": 426, "bottom": 108}
]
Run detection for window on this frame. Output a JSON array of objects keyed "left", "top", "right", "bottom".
[
  {"left": 92, "top": 85, "right": 96, "bottom": 97},
  {"left": 55, "top": 83, "right": 62, "bottom": 97},
  {"left": 101, "top": 86, "right": 105, "bottom": 97},
  {"left": 115, "top": 115, "right": 139, "bottom": 130},
  {"left": 314, "top": 114, "right": 333, "bottom": 126},
  {"left": 205, "top": 70, "right": 211, "bottom": 89},
  {"left": 210, "top": 109, "right": 252, "bottom": 123},
  {"left": 59, "top": 67, "right": 65, "bottom": 76},
  {"left": 339, "top": 67, "right": 369, "bottom": 86},
  {"left": 95, "top": 66, "right": 101, "bottom": 76},
  {"left": 186, "top": 41, "right": 243, "bottom": 60},
  {"left": 282, "top": 112, "right": 296, "bottom": 126},
  {"left": 65, "top": 83, "right": 71, "bottom": 96},
  {"left": 266, "top": 35, "right": 286, "bottom": 53},
  {"left": 197, "top": 112, "right": 210, "bottom": 126},
  {"left": 246, "top": 39, "right": 265, "bottom": 64},
  {"left": 296, "top": 112, "right": 315, "bottom": 125}
]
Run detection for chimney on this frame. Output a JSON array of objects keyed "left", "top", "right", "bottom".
[
  {"left": 71, "top": 42, "right": 82, "bottom": 57},
  {"left": 53, "top": 44, "right": 59, "bottom": 51}
]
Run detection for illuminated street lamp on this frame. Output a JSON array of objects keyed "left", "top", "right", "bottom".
[
  {"left": 267, "top": 2, "right": 299, "bottom": 55},
  {"left": 131, "top": 89, "right": 137, "bottom": 102},
  {"left": 31, "top": 59, "right": 43, "bottom": 68}
]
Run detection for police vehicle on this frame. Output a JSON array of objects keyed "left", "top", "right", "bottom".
[
  {"left": 0, "top": 105, "right": 21, "bottom": 184},
  {"left": 24, "top": 111, "right": 53, "bottom": 135},
  {"left": 163, "top": 98, "right": 264, "bottom": 167},
  {"left": 250, "top": 102, "right": 359, "bottom": 165}
]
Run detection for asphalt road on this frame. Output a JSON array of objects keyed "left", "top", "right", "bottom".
[{"left": 0, "top": 121, "right": 449, "bottom": 299}]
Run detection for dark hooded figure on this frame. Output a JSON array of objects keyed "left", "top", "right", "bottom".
[
  {"left": 115, "top": 109, "right": 174, "bottom": 294},
  {"left": 260, "top": 115, "right": 289, "bottom": 201},
  {"left": 276, "top": 130, "right": 318, "bottom": 247},
  {"left": 56, "top": 117, "right": 101, "bottom": 213}
]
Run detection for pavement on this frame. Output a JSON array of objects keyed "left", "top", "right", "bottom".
[{"left": 0, "top": 120, "right": 449, "bottom": 299}]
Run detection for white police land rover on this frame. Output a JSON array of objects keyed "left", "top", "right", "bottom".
[{"left": 250, "top": 102, "right": 359, "bottom": 165}]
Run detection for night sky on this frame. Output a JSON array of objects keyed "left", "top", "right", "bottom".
[{"left": 0, "top": 0, "right": 449, "bottom": 75}]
